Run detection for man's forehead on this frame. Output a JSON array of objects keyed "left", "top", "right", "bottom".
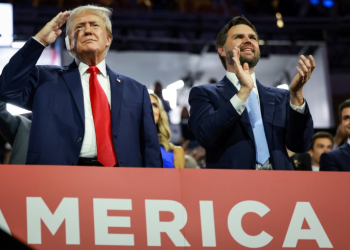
[
  {"left": 315, "top": 137, "right": 333, "bottom": 145},
  {"left": 72, "top": 11, "right": 102, "bottom": 24},
  {"left": 342, "top": 107, "right": 350, "bottom": 116},
  {"left": 229, "top": 24, "right": 256, "bottom": 35}
]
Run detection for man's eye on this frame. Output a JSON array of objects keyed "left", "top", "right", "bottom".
[
  {"left": 76, "top": 26, "right": 82, "bottom": 30},
  {"left": 235, "top": 36, "right": 241, "bottom": 39},
  {"left": 251, "top": 37, "right": 257, "bottom": 40}
]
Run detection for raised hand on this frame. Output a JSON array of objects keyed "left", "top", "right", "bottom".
[
  {"left": 289, "top": 55, "right": 316, "bottom": 106},
  {"left": 34, "top": 11, "right": 71, "bottom": 47},
  {"left": 232, "top": 46, "right": 254, "bottom": 102}
]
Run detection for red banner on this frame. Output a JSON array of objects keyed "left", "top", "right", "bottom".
[{"left": 0, "top": 165, "right": 348, "bottom": 249}]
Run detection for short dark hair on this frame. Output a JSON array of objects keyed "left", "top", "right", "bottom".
[
  {"left": 339, "top": 99, "right": 350, "bottom": 120},
  {"left": 216, "top": 16, "right": 258, "bottom": 70},
  {"left": 310, "top": 131, "right": 334, "bottom": 150}
]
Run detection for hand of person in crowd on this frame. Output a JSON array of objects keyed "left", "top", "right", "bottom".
[
  {"left": 334, "top": 123, "right": 347, "bottom": 147},
  {"left": 34, "top": 11, "right": 71, "bottom": 47},
  {"left": 232, "top": 46, "right": 254, "bottom": 102},
  {"left": 289, "top": 55, "right": 316, "bottom": 106}
]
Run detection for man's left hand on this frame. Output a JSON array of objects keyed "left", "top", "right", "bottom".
[{"left": 289, "top": 55, "right": 316, "bottom": 106}]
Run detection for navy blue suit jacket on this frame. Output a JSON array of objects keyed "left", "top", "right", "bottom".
[
  {"left": 0, "top": 38, "right": 162, "bottom": 167},
  {"left": 320, "top": 143, "right": 350, "bottom": 171},
  {"left": 188, "top": 76, "right": 313, "bottom": 170}
]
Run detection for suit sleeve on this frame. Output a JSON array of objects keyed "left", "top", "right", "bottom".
[
  {"left": 285, "top": 101, "right": 313, "bottom": 153},
  {"left": 140, "top": 85, "right": 163, "bottom": 167},
  {"left": 320, "top": 152, "right": 339, "bottom": 171},
  {"left": 188, "top": 86, "right": 240, "bottom": 149},
  {"left": 0, "top": 38, "right": 45, "bottom": 110},
  {"left": 0, "top": 102, "right": 20, "bottom": 146}
]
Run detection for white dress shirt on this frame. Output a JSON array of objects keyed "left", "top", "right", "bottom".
[
  {"left": 77, "top": 60, "right": 111, "bottom": 157},
  {"left": 226, "top": 71, "right": 306, "bottom": 115},
  {"left": 311, "top": 165, "right": 320, "bottom": 171}
]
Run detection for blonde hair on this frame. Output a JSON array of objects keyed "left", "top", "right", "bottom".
[
  {"left": 150, "top": 93, "right": 174, "bottom": 152},
  {"left": 66, "top": 5, "right": 113, "bottom": 57}
]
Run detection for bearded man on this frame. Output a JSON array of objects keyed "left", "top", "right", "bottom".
[{"left": 188, "top": 16, "right": 315, "bottom": 170}]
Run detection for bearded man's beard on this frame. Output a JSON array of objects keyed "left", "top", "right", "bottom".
[{"left": 225, "top": 47, "right": 260, "bottom": 69}]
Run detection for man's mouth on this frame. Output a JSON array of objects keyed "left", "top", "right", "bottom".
[
  {"left": 240, "top": 48, "right": 253, "bottom": 53},
  {"left": 83, "top": 39, "right": 96, "bottom": 43}
]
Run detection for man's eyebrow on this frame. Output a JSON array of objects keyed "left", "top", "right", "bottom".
[
  {"left": 74, "top": 21, "right": 85, "bottom": 27},
  {"left": 232, "top": 33, "right": 257, "bottom": 37}
]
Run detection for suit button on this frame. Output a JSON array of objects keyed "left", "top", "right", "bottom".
[
  {"left": 114, "top": 135, "right": 118, "bottom": 138},
  {"left": 77, "top": 137, "right": 82, "bottom": 142}
]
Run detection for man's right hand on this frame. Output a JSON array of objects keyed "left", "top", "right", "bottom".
[
  {"left": 232, "top": 46, "right": 254, "bottom": 103},
  {"left": 34, "top": 11, "right": 70, "bottom": 47}
]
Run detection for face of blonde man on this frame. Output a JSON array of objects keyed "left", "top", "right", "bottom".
[{"left": 70, "top": 11, "right": 111, "bottom": 65}]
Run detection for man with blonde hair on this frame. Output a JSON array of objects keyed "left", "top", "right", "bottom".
[{"left": 0, "top": 5, "right": 162, "bottom": 167}]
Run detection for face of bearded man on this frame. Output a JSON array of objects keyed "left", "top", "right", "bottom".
[{"left": 224, "top": 45, "right": 260, "bottom": 69}]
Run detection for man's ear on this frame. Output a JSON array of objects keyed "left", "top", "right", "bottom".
[
  {"left": 106, "top": 35, "right": 112, "bottom": 48},
  {"left": 308, "top": 149, "right": 313, "bottom": 158},
  {"left": 217, "top": 46, "right": 226, "bottom": 58}
]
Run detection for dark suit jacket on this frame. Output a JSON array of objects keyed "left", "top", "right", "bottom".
[
  {"left": 320, "top": 143, "right": 350, "bottom": 171},
  {"left": 188, "top": 76, "right": 313, "bottom": 170},
  {"left": 0, "top": 102, "right": 31, "bottom": 164},
  {"left": 0, "top": 38, "right": 162, "bottom": 167},
  {"left": 290, "top": 153, "right": 312, "bottom": 171}
]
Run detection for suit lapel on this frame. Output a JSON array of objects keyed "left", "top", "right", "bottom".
[
  {"left": 216, "top": 76, "right": 254, "bottom": 142},
  {"left": 216, "top": 76, "right": 237, "bottom": 102},
  {"left": 107, "top": 66, "right": 124, "bottom": 132},
  {"left": 60, "top": 61, "right": 85, "bottom": 125}
]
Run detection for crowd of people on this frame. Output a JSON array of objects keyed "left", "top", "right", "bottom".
[{"left": 0, "top": 4, "right": 349, "bottom": 171}]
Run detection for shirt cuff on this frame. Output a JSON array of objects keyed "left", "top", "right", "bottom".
[
  {"left": 230, "top": 95, "right": 246, "bottom": 115},
  {"left": 32, "top": 36, "right": 46, "bottom": 47},
  {"left": 290, "top": 100, "right": 306, "bottom": 114}
]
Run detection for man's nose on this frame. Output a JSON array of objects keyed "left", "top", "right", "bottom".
[
  {"left": 83, "top": 24, "right": 92, "bottom": 35},
  {"left": 242, "top": 36, "right": 252, "bottom": 44}
]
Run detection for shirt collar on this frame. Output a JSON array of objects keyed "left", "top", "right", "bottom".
[
  {"left": 226, "top": 71, "right": 257, "bottom": 90},
  {"left": 76, "top": 59, "right": 107, "bottom": 78},
  {"left": 348, "top": 138, "right": 350, "bottom": 145}
]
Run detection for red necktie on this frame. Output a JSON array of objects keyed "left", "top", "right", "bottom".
[{"left": 87, "top": 66, "right": 117, "bottom": 167}]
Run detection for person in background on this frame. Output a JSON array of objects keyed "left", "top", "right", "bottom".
[
  {"left": 180, "top": 106, "right": 195, "bottom": 142},
  {"left": 320, "top": 99, "right": 350, "bottom": 171},
  {"left": 153, "top": 81, "right": 171, "bottom": 115},
  {"left": 333, "top": 123, "right": 348, "bottom": 149},
  {"left": 0, "top": 102, "right": 31, "bottom": 164},
  {"left": 184, "top": 154, "right": 200, "bottom": 169},
  {"left": 150, "top": 93, "right": 185, "bottom": 168},
  {"left": 308, "top": 131, "right": 334, "bottom": 171},
  {"left": 182, "top": 139, "right": 206, "bottom": 168}
]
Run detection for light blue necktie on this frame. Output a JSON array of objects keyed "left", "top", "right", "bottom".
[{"left": 246, "top": 90, "right": 270, "bottom": 165}]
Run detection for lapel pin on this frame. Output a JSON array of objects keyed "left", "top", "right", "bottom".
[{"left": 116, "top": 78, "right": 121, "bottom": 82}]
